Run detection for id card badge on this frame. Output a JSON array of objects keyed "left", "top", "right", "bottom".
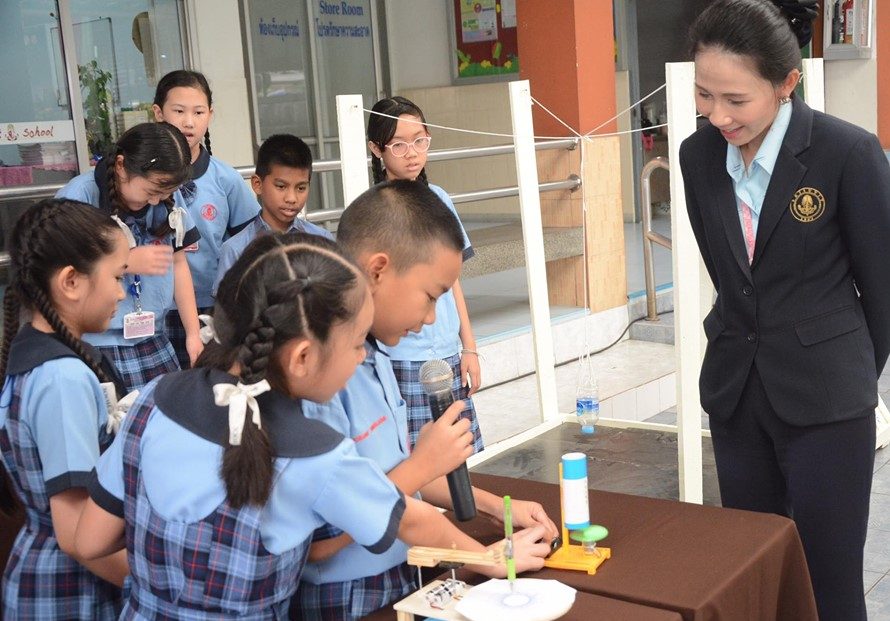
[{"left": 123, "top": 311, "right": 155, "bottom": 339}]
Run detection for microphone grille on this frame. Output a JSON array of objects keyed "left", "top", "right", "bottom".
[{"left": 418, "top": 359, "right": 453, "bottom": 395}]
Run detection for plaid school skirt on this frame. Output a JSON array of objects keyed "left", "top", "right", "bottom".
[
  {"left": 391, "top": 353, "right": 484, "bottom": 453},
  {"left": 95, "top": 334, "right": 179, "bottom": 394},
  {"left": 290, "top": 562, "right": 416, "bottom": 621},
  {"left": 164, "top": 307, "right": 213, "bottom": 370}
]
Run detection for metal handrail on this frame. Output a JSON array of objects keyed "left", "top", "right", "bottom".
[
  {"left": 451, "top": 174, "right": 580, "bottom": 205},
  {"left": 0, "top": 138, "right": 579, "bottom": 203},
  {"left": 641, "top": 157, "right": 672, "bottom": 321},
  {"left": 0, "top": 138, "right": 581, "bottom": 267}
]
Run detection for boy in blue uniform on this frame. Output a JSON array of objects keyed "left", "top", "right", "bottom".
[
  {"left": 75, "top": 233, "right": 524, "bottom": 620},
  {"left": 213, "top": 134, "right": 332, "bottom": 295},
  {"left": 294, "top": 181, "right": 557, "bottom": 620}
]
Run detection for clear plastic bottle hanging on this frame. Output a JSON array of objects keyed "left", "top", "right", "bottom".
[{"left": 575, "top": 353, "right": 599, "bottom": 435}]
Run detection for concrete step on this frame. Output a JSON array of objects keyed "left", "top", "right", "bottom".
[
  {"left": 629, "top": 312, "right": 675, "bottom": 345},
  {"left": 473, "top": 340, "right": 676, "bottom": 445}
]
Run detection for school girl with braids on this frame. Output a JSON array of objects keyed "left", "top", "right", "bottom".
[
  {"left": 0, "top": 199, "right": 130, "bottom": 619},
  {"left": 74, "top": 232, "right": 536, "bottom": 619},
  {"left": 56, "top": 121, "right": 203, "bottom": 392},
  {"left": 152, "top": 70, "right": 260, "bottom": 369}
]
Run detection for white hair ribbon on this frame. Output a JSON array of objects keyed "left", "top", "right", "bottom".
[
  {"left": 213, "top": 380, "right": 271, "bottom": 446},
  {"left": 111, "top": 215, "right": 137, "bottom": 249},
  {"left": 198, "top": 314, "right": 220, "bottom": 345},
  {"left": 168, "top": 206, "right": 187, "bottom": 247},
  {"left": 105, "top": 389, "right": 140, "bottom": 434}
]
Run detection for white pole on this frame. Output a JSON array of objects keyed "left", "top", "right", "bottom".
[
  {"left": 508, "top": 80, "right": 559, "bottom": 423},
  {"left": 336, "top": 94, "right": 371, "bottom": 205},
  {"left": 802, "top": 58, "right": 825, "bottom": 113},
  {"left": 666, "top": 62, "right": 704, "bottom": 504}
]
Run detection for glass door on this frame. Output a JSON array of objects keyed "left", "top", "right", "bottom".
[
  {"left": 0, "top": 0, "right": 187, "bottom": 285},
  {"left": 243, "top": 0, "right": 385, "bottom": 214},
  {"left": 0, "top": 1, "right": 78, "bottom": 259},
  {"left": 69, "top": 0, "right": 187, "bottom": 159}
]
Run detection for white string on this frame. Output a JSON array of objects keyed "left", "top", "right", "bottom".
[
  {"left": 529, "top": 96, "right": 583, "bottom": 138},
  {"left": 362, "top": 107, "right": 666, "bottom": 142},
  {"left": 583, "top": 83, "right": 667, "bottom": 137},
  {"left": 363, "top": 108, "right": 571, "bottom": 141}
]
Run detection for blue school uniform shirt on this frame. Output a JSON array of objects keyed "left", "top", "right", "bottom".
[
  {"left": 89, "top": 368, "right": 405, "bottom": 616},
  {"left": 56, "top": 162, "right": 200, "bottom": 347},
  {"left": 301, "top": 336, "right": 414, "bottom": 583},
  {"left": 178, "top": 148, "right": 259, "bottom": 307},
  {"left": 386, "top": 183, "right": 475, "bottom": 362},
  {"left": 725, "top": 101, "right": 793, "bottom": 237},
  {"left": 213, "top": 213, "right": 334, "bottom": 296},
  {"left": 0, "top": 326, "right": 122, "bottom": 619}
]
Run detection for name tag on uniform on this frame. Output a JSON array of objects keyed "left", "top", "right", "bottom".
[
  {"left": 183, "top": 242, "right": 199, "bottom": 252},
  {"left": 123, "top": 311, "right": 155, "bottom": 339}
]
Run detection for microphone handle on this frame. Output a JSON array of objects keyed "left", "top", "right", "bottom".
[{"left": 428, "top": 391, "right": 477, "bottom": 521}]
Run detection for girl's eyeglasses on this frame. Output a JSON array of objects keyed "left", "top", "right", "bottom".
[{"left": 383, "top": 136, "right": 431, "bottom": 158}]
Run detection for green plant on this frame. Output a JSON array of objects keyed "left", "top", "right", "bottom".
[{"left": 78, "top": 60, "right": 114, "bottom": 156}]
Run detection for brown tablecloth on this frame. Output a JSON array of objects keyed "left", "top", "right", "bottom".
[{"left": 364, "top": 474, "right": 817, "bottom": 621}]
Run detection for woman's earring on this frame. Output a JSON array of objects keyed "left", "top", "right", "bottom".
[{"left": 779, "top": 95, "right": 792, "bottom": 104}]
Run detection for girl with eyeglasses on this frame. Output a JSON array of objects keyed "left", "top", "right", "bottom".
[
  {"left": 366, "top": 96, "right": 484, "bottom": 455},
  {"left": 56, "top": 122, "right": 203, "bottom": 393}
]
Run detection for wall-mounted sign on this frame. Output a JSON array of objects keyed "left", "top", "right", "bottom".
[
  {"left": 451, "top": 0, "right": 518, "bottom": 81},
  {"left": 0, "top": 120, "right": 76, "bottom": 146}
]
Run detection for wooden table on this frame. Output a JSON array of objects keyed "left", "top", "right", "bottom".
[{"left": 363, "top": 474, "right": 817, "bottom": 621}]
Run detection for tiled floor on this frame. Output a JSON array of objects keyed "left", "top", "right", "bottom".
[
  {"left": 462, "top": 211, "right": 890, "bottom": 615},
  {"left": 471, "top": 381, "right": 890, "bottom": 620}
]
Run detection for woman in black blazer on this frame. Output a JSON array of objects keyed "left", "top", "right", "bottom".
[{"left": 681, "top": 1, "right": 890, "bottom": 619}]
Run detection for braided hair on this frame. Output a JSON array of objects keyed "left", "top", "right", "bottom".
[
  {"left": 367, "top": 96, "right": 430, "bottom": 185},
  {"left": 103, "top": 121, "right": 191, "bottom": 237},
  {"left": 689, "top": 0, "right": 816, "bottom": 87},
  {"left": 154, "top": 70, "right": 214, "bottom": 156},
  {"left": 0, "top": 199, "right": 124, "bottom": 514},
  {"left": 198, "top": 232, "right": 367, "bottom": 508}
]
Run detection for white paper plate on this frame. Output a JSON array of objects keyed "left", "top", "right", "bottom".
[{"left": 455, "top": 578, "right": 576, "bottom": 621}]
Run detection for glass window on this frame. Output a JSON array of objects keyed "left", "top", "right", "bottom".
[
  {"left": 0, "top": 1, "right": 78, "bottom": 265},
  {"left": 243, "top": 0, "right": 383, "bottom": 214},
  {"left": 69, "top": 0, "right": 186, "bottom": 159},
  {"left": 243, "top": 0, "right": 315, "bottom": 141},
  {"left": 0, "top": 0, "right": 186, "bottom": 288}
]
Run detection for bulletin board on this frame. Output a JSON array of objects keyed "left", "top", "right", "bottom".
[{"left": 449, "top": 0, "right": 519, "bottom": 81}]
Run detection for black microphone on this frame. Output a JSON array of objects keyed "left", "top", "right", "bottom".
[{"left": 419, "top": 359, "right": 477, "bottom": 521}]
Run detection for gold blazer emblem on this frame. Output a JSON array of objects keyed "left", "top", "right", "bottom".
[{"left": 790, "top": 188, "right": 826, "bottom": 223}]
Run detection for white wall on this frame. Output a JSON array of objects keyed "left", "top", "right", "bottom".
[
  {"left": 185, "top": 0, "right": 255, "bottom": 166},
  {"left": 384, "top": 0, "right": 452, "bottom": 91},
  {"left": 825, "top": 56, "right": 878, "bottom": 133}
]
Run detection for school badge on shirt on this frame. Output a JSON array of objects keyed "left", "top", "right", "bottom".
[{"left": 790, "top": 188, "right": 826, "bottom": 223}]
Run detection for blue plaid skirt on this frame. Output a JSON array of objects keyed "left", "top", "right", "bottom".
[
  {"left": 164, "top": 307, "right": 213, "bottom": 370},
  {"left": 290, "top": 562, "right": 415, "bottom": 620},
  {"left": 391, "top": 353, "right": 484, "bottom": 453},
  {"left": 95, "top": 334, "right": 179, "bottom": 394}
]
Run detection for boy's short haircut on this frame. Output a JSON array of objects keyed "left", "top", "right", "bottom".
[
  {"left": 337, "top": 180, "right": 465, "bottom": 271},
  {"left": 255, "top": 134, "right": 313, "bottom": 179}
]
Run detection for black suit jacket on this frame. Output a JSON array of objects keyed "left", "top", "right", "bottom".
[{"left": 680, "top": 99, "right": 890, "bottom": 425}]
